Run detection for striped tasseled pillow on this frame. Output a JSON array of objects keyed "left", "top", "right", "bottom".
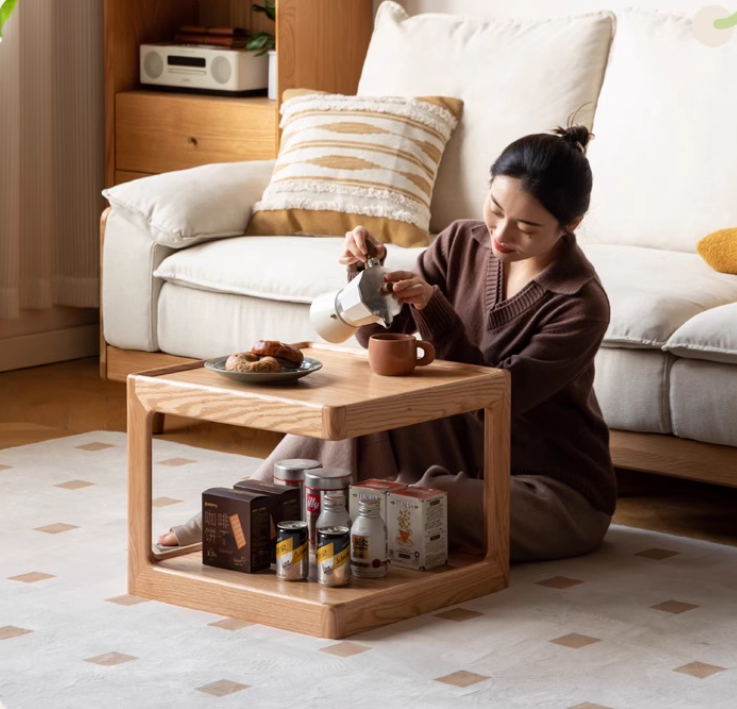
[{"left": 246, "top": 90, "right": 462, "bottom": 248}]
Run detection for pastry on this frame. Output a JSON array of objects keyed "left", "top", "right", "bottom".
[
  {"left": 251, "top": 340, "right": 304, "bottom": 366},
  {"left": 225, "top": 352, "right": 282, "bottom": 373},
  {"left": 225, "top": 352, "right": 258, "bottom": 372},
  {"left": 251, "top": 356, "right": 281, "bottom": 373}
]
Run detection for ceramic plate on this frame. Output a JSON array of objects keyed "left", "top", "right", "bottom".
[{"left": 204, "top": 356, "right": 322, "bottom": 384}]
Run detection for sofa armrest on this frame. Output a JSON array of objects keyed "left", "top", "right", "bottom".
[
  {"left": 102, "top": 160, "right": 275, "bottom": 249},
  {"left": 102, "top": 209, "right": 175, "bottom": 352}
]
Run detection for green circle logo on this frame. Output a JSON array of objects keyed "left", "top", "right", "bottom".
[{"left": 693, "top": 6, "right": 737, "bottom": 46}]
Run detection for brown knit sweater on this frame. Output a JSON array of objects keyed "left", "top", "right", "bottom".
[{"left": 356, "top": 219, "right": 617, "bottom": 515}]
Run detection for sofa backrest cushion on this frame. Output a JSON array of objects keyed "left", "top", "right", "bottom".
[
  {"left": 578, "top": 9, "right": 737, "bottom": 252},
  {"left": 387, "top": 1, "right": 705, "bottom": 20},
  {"left": 358, "top": 1, "right": 615, "bottom": 233}
]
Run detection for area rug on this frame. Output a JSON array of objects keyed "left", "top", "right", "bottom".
[{"left": 1, "top": 432, "right": 736, "bottom": 709}]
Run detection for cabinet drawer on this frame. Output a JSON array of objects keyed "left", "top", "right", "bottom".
[{"left": 116, "top": 91, "right": 277, "bottom": 174}]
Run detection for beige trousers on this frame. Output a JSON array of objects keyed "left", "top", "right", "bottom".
[{"left": 171, "top": 426, "right": 611, "bottom": 562}]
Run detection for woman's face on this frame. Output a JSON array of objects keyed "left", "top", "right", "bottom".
[{"left": 483, "top": 176, "right": 579, "bottom": 263}]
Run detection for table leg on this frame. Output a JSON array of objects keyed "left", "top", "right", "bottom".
[
  {"left": 151, "top": 412, "right": 165, "bottom": 435},
  {"left": 484, "top": 376, "right": 511, "bottom": 580},
  {"left": 127, "top": 377, "right": 155, "bottom": 593}
]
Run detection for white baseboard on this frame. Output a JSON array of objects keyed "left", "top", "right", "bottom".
[{"left": 0, "top": 324, "right": 100, "bottom": 372}]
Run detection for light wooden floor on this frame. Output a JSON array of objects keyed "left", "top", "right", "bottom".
[{"left": 3, "top": 357, "right": 737, "bottom": 548}]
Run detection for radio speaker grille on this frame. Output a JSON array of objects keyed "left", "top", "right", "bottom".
[
  {"left": 143, "top": 51, "right": 164, "bottom": 80},
  {"left": 211, "top": 56, "right": 232, "bottom": 85}
]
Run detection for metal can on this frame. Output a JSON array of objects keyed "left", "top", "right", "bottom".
[
  {"left": 317, "top": 526, "right": 351, "bottom": 587},
  {"left": 275, "top": 521, "right": 308, "bottom": 581},
  {"left": 273, "top": 459, "right": 321, "bottom": 519},
  {"left": 304, "top": 468, "right": 353, "bottom": 552}
]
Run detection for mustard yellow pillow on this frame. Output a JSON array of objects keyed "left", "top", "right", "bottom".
[
  {"left": 245, "top": 90, "right": 462, "bottom": 247},
  {"left": 697, "top": 229, "right": 737, "bottom": 276}
]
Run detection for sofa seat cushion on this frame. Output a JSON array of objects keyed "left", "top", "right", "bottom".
[
  {"left": 663, "top": 303, "right": 737, "bottom": 365},
  {"left": 156, "top": 283, "right": 348, "bottom": 360},
  {"left": 582, "top": 244, "right": 737, "bottom": 348},
  {"left": 670, "top": 359, "right": 737, "bottom": 448},
  {"left": 153, "top": 236, "right": 424, "bottom": 305},
  {"left": 593, "top": 347, "right": 673, "bottom": 434}
]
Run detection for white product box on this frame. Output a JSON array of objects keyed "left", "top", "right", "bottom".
[
  {"left": 349, "top": 479, "right": 408, "bottom": 525},
  {"left": 387, "top": 488, "right": 448, "bottom": 571}
]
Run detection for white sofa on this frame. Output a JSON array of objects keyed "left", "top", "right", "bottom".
[{"left": 101, "top": 0, "right": 737, "bottom": 484}]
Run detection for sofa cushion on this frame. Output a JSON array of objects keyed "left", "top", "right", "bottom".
[
  {"left": 156, "top": 283, "right": 335, "bottom": 360},
  {"left": 579, "top": 9, "right": 737, "bottom": 252},
  {"left": 663, "top": 303, "right": 737, "bottom": 365},
  {"left": 102, "top": 160, "right": 275, "bottom": 249},
  {"left": 153, "top": 236, "right": 424, "bottom": 304},
  {"left": 582, "top": 244, "right": 737, "bottom": 348},
  {"left": 670, "top": 359, "right": 737, "bottom": 447},
  {"left": 245, "top": 91, "right": 461, "bottom": 248},
  {"left": 357, "top": 2, "right": 614, "bottom": 233},
  {"left": 593, "top": 347, "right": 673, "bottom": 434}
]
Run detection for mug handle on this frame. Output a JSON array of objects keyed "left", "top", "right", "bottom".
[{"left": 415, "top": 340, "right": 436, "bottom": 367}]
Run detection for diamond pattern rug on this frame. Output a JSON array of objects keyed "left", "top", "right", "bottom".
[{"left": 1, "top": 432, "right": 736, "bottom": 709}]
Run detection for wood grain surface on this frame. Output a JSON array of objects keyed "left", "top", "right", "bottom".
[
  {"left": 127, "top": 344, "right": 511, "bottom": 638},
  {"left": 116, "top": 92, "right": 277, "bottom": 174}
]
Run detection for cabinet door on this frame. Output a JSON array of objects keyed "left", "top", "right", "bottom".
[{"left": 116, "top": 92, "right": 277, "bottom": 174}]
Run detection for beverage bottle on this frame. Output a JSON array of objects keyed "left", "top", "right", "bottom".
[
  {"left": 350, "top": 498, "right": 388, "bottom": 578},
  {"left": 316, "top": 492, "right": 351, "bottom": 531}
]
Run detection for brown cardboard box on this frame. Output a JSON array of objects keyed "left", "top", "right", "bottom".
[
  {"left": 233, "top": 479, "right": 301, "bottom": 562},
  {"left": 202, "top": 488, "right": 271, "bottom": 573}
]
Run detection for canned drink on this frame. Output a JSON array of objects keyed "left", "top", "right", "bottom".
[
  {"left": 317, "top": 526, "right": 350, "bottom": 587},
  {"left": 273, "top": 459, "right": 321, "bottom": 519},
  {"left": 304, "top": 468, "right": 353, "bottom": 552},
  {"left": 276, "top": 521, "right": 308, "bottom": 581}
]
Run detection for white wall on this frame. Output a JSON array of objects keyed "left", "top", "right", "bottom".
[{"left": 374, "top": 0, "right": 707, "bottom": 19}]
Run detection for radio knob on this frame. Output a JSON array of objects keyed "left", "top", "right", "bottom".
[
  {"left": 211, "top": 56, "right": 232, "bottom": 85},
  {"left": 142, "top": 51, "right": 164, "bottom": 80}
]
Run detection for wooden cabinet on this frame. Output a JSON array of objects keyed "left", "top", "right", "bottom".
[
  {"left": 104, "top": 0, "right": 374, "bottom": 187},
  {"left": 116, "top": 93, "right": 276, "bottom": 174}
]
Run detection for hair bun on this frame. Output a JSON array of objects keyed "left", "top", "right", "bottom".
[{"left": 553, "top": 124, "right": 593, "bottom": 155}]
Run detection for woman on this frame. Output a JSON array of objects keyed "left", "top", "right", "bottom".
[{"left": 159, "top": 123, "right": 616, "bottom": 562}]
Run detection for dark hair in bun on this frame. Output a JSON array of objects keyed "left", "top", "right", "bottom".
[
  {"left": 490, "top": 109, "right": 595, "bottom": 229},
  {"left": 553, "top": 124, "right": 593, "bottom": 155}
]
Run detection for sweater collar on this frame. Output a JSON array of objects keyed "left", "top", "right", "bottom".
[{"left": 470, "top": 222, "right": 597, "bottom": 296}]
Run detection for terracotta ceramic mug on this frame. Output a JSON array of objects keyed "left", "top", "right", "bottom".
[{"left": 368, "top": 334, "right": 436, "bottom": 376}]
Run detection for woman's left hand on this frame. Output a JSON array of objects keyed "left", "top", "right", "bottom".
[{"left": 384, "top": 271, "right": 434, "bottom": 310}]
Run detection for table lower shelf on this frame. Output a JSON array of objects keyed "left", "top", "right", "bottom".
[{"left": 131, "top": 551, "right": 507, "bottom": 638}]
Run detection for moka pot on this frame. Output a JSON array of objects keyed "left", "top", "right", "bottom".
[{"left": 310, "top": 245, "right": 402, "bottom": 344}]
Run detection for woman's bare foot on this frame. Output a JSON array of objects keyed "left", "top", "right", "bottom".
[{"left": 157, "top": 531, "right": 178, "bottom": 547}]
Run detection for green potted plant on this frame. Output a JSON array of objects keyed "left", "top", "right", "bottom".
[
  {"left": 247, "top": 1, "right": 276, "bottom": 99},
  {"left": 0, "top": 0, "right": 19, "bottom": 42}
]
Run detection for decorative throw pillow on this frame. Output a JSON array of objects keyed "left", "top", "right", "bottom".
[
  {"left": 697, "top": 229, "right": 737, "bottom": 275},
  {"left": 245, "top": 90, "right": 462, "bottom": 247}
]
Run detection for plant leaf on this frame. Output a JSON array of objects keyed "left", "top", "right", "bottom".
[
  {"left": 246, "top": 33, "right": 269, "bottom": 50},
  {"left": 0, "top": 0, "right": 20, "bottom": 42},
  {"left": 252, "top": 1, "right": 276, "bottom": 22}
]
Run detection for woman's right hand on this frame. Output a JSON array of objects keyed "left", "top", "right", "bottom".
[{"left": 339, "top": 226, "right": 387, "bottom": 266}]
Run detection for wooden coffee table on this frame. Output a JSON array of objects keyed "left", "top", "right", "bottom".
[{"left": 127, "top": 343, "right": 510, "bottom": 638}]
